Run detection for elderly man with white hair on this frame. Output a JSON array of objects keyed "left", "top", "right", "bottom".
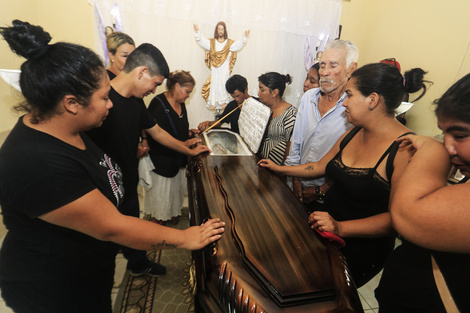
[{"left": 285, "top": 40, "right": 359, "bottom": 212}]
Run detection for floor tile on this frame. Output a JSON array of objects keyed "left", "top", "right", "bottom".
[
  {"left": 358, "top": 292, "right": 372, "bottom": 310},
  {"left": 0, "top": 300, "right": 14, "bottom": 313},
  {"left": 113, "top": 253, "right": 127, "bottom": 288},
  {"left": 358, "top": 271, "right": 381, "bottom": 310},
  {"left": 112, "top": 252, "right": 127, "bottom": 309}
]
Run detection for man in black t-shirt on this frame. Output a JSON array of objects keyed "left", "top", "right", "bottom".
[
  {"left": 198, "top": 74, "right": 255, "bottom": 134},
  {"left": 87, "top": 44, "right": 209, "bottom": 277}
]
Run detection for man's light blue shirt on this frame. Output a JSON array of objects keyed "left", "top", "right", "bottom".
[{"left": 285, "top": 88, "right": 351, "bottom": 188}]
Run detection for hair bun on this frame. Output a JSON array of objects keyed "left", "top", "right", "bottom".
[
  {"left": 1, "top": 20, "right": 52, "bottom": 60},
  {"left": 284, "top": 74, "right": 293, "bottom": 85},
  {"left": 105, "top": 26, "right": 114, "bottom": 37}
]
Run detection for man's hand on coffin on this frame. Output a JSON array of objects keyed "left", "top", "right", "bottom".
[
  {"left": 188, "top": 144, "right": 211, "bottom": 156},
  {"left": 181, "top": 218, "right": 225, "bottom": 250},
  {"left": 308, "top": 211, "right": 343, "bottom": 237},
  {"left": 184, "top": 138, "right": 200, "bottom": 147}
]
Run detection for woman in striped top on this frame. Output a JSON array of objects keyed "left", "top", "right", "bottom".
[{"left": 258, "top": 72, "right": 297, "bottom": 165}]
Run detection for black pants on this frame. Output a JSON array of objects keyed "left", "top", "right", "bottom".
[
  {"left": 0, "top": 263, "right": 114, "bottom": 313},
  {"left": 120, "top": 194, "right": 150, "bottom": 270}
]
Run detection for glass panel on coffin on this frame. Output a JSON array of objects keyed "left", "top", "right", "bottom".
[{"left": 203, "top": 97, "right": 271, "bottom": 156}]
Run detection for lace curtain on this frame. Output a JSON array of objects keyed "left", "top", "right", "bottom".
[{"left": 91, "top": 0, "right": 342, "bottom": 127}]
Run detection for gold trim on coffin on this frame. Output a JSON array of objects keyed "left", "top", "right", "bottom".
[{"left": 218, "top": 262, "right": 266, "bottom": 313}]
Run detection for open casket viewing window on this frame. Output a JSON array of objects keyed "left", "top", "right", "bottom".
[
  {"left": 203, "top": 129, "right": 252, "bottom": 156},
  {"left": 202, "top": 98, "right": 271, "bottom": 156}
]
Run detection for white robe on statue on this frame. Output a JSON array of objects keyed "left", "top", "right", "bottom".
[{"left": 195, "top": 31, "right": 248, "bottom": 110}]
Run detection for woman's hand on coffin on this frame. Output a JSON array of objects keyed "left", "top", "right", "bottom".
[
  {"left": 181, "top": 218, "right": 225, "bottom": 250},
  {"left": 308, "top": 211, "right": 342, "bottom": 236},
  {"left": 257, "top": 159, "right": 280, "bottom": 172}
]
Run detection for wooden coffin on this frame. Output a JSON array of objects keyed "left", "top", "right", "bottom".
[{"left": 187, "top": 132, "right": 363, "bottom": 313}]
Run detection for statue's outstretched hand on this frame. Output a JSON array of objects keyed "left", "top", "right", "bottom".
[
  {"left": 244, "top": 30, "right": 250, "bottom": 37},
  {"left": 194, "top": 24, "right": 199, "bottom": 32}
]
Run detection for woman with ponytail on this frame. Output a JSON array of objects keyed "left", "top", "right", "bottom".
[
  {"left": 257, "top": 72, "right": 297, "bottom": 165},
  {"left": 258, "top": 63, "right": 429, "bottom": 287}
]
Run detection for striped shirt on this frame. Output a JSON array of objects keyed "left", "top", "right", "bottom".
[{"left": 259, "top": 105, "right": 297, "bottom": 165}]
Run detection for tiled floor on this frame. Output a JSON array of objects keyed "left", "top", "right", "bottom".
[
  {"left": 112, "top": 253, "right": 128, "bottom": 310},
  {"left": 358, "top": 271, "right": 381, "bottom": 312}
]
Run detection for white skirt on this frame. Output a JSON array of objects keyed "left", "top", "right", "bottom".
[{"left": 143, "top": 168, "right": 186, "bottom": 221}]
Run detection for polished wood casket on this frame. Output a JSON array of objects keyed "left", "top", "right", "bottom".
[{"left": 187, "top": 130, "right": 363, "bottom": 313}]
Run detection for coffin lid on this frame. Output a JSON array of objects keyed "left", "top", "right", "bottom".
[{"left": 238, "top": 97, "right": 271, "bottom": 153}]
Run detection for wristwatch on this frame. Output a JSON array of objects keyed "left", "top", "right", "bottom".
[{"left": 315, "top": 186, "right": 325, "bottom": 200}]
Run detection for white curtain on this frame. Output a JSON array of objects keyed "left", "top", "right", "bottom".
[{"left": 92, "top": 0, "right": 342, "bottom": 128}]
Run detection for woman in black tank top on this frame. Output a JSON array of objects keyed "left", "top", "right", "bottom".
[{"left": 259, "top": 63, "right": 428, "bottom": 287}]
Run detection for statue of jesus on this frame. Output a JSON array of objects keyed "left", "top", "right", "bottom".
[{"left": 194, "top": 22, "right": 250, "bottom": 110}]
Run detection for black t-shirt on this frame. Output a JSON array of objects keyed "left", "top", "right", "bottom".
[
  {"left": 0, "top": 117, "right": 124, "bottom": 281},
  {"left": 86, "top": 87, "right": 156, "bottom": 203},
  {"left": 147, "top": 93, "right": 189, "bottom": 178},
  {"left": 220, "top": 99, "right": 241, "bottom": 133},
  {"left": 219, "top": 97, "right": 259, "bottom": 134}
]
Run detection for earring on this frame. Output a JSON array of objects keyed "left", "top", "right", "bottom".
[{"left": 369, "top": 106, "right": 374, "bottom": 110}]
